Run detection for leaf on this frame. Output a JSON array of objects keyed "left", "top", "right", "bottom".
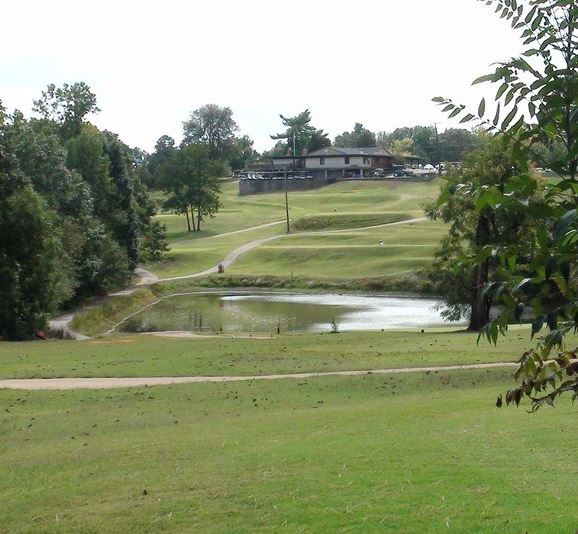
[
  {"left": 478, "top": 98, "right": 486, "bottom": 118},
  {"left": 493, "top": 103, "right": 501, "bottom": 127},
  {"left": 501, "top": 107, "right": 518, "bottom": 129},
  {"left": 472, "top": 74, "right": 496, "bottom": 85}
]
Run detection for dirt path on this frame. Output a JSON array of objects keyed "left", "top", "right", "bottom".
[
  {"left": 0, "top": 361, "right": 516, "bottom": 390},
  {"left": 160, "top": 217, "right": 427, "bottom": 282}
]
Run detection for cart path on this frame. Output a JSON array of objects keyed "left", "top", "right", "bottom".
[
  {"left": 0, "top": 361, "right": 516, "bottom": 390},
  {"left": 160, "top": 217, "right": 427, "bottom": 282}
]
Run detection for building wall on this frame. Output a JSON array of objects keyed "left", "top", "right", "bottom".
[
  {"left": 305, "top": 156, "right": 371, "bottom": 169},
  {"left": 239, "top": 176, "right": 334, "bottom": 196},
  {"left": 272, "top": 158, "right": 295, "bottom": 166}
]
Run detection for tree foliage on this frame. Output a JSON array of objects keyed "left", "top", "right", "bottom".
[
  {"left": 158, "top": 144, "right": 223, "bottom": 232},
  {"left": 433, "top": 0, "right": 578, "bottom": 410},
  {"left": 426, "top": 133, "right": 546, "bottom": 331},
  {"left": 271, "top": 109, "right": 331, "bottom": 155},
  {"left": 182, "top": 104, "right": 238, "bottom": 161},
  {"left": 0, "top": 84, "right": 167, "bottom": 339},
  {"left": 334, "top": 123, "right": 376, "bottom": 147}
]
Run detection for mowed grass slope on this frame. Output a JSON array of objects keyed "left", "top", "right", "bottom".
[
  {"left": 229, "top": 220, "right": 446, "bottom": 278},
  {"left": 2, "top": 369, "right": 577, "bottom": 533},
  {"left": 152, "top": 180, "right": 444, "bottom": 279},
  {"left": 0, "top": 328, "right": 540, "bottom": 379}
]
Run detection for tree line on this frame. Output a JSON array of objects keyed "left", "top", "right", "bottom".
[{"left": 0, "top": 83, "right": 168, "bottom": 340}]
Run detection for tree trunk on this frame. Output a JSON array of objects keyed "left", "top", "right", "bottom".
[
  {"left": 467, "top": 214, "right": 491, "bottom": 332},
  {"left": 185, "top": 207, "right": 191, "bottom": 232},
  {"left": 196, "top": 207, "right": 202, "bottom": 232},
  {"left": 189, "top": 204, "right": 197, "bottom": 231}
]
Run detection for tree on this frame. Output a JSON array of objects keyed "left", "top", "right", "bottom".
[
  {"left": 158, "top": 144, "right": 223, "bottom": 232},
  {"left": 377, "top": 126, "right": 436, "bottom": 160},
  {"left": 334, "top": 123, "right": 377, "bottom": 147},
  {"left": 271, "top": 109, "right": 330, "bottom": 155},
  {"left": 182, "top": 104, "right": 238, "bottom": 160},
  {"left": 426, "top": 133, "right": 546, "bottom": 331},
  {"left": 438, "top": 128, "right": 476, "bottom": 162},
  {"left": 0, "top": 156, "right": 64, "bottom": 339},
  {"left": 433, "top": 0, "right": 578, "bottom": 410},
  {"left": 229, "top": 135, "right": 259, "bottom": 170},
  {"left": 388, "top": 138, "right": 415, "bottom": 163},
  {"left": 33, "top": 82, "right": 100, "bottom": 139}
]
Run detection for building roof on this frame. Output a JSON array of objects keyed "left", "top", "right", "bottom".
[{"left": 306, "top": 146, "right": 392, "bottom": 157}]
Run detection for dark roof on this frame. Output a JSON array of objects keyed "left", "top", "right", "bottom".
[{"left": 306, "top": 146, "right": 392, "bottom": 157}]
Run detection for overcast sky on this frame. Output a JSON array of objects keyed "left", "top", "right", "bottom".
[{"left": 1, "top": 0, "right": 523, "bottom": 152}]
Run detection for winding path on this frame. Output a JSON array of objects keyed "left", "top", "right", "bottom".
[
  {"left": 160, "top": 216, "right": 426, "bottom": 282},
  {"left": 0, "top": 361, "right": 516, "bottom": 390}
]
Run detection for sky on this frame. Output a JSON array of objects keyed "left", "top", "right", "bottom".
[{"left": 0, "top": 0, "right": 523, "bottom": 153}]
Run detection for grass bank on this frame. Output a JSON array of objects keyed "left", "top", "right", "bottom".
[
  {"left": 2, "top": 368, "right": 577, "bottom": 532},
  {"left": 0, "top": 328, "right": 540, "bottom": 379},
  {"left": 291, "top": 212, "right": 410, "bottom": 231},
  {"left": 69, "top": 288, "right": 160, "bottom": 338}
]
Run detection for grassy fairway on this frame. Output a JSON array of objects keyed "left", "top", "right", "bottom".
[
  {"left": 0, "top": 328, "right": 540, "bottom": 379},
  {"left": 2, "top": 369, "right": 577, "bottom": 533},
  {"left": 152, "top": 180, "right": 443, "bottom": 279},
  {"left": 229, "top": 221, "right": 446, "bottom": 278}
]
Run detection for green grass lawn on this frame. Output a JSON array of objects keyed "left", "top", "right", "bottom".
[
  {"left": 151, "top": 180, "right": 443, "bottom": 279},
  {"left": 0, "top": 329, "right": 537, "bottom": 379},
  {"left": 2, "top": 367, "right": 577, "bottom": 532},
  {"left": 160, "top": 180, "right": 439, "bottom": 242},
  {"left": 228, "top": 221, "right": 446, "bottom": 278}
]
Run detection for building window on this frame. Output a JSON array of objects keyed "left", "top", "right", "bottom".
[
  {"left": 364, "top": 157, "right": 370, "bottom": 165},
  {"left": 344, "top": 156, "right": 350, "bottom": 164},
  {"left": 320, "top": 157, "right": 325, "bottom": 165}
]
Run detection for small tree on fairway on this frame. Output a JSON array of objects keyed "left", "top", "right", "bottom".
[{"left": 159, "top": 145, "right": 223, "bottom": 232}]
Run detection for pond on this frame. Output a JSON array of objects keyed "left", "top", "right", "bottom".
[{"left": 119, "top": 292, "right": 461, "bottom": 334}]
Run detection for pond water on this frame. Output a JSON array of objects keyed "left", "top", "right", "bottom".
[{"left": 119, "top": 292, "right": 461, "bottom": 334}]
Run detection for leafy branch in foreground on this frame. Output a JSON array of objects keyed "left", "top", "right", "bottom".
[{"left": 433, "top": 0, "right": 578, "bottom": 410}]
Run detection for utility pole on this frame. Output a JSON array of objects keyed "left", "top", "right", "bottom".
[
  {"left": 433, "top": 123, "right": 442, "bottom": 174},
  {"left": 283, "top": 131, "right": 297, "bottom": 234},
  {"left": 284, "top": 167, "right": 290, "bottom": 233}
]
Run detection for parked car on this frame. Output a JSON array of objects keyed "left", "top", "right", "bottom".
[
  {"left": 373, "top": 168, "right": 385, "bottom": 177},
  {"left": 392, "top": 165, "right": 413, "bottom": 177},
  {"left": 423, "top": 164, "right": 436, "bottom": 172}
]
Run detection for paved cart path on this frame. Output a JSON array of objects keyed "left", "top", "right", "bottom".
[{"left": 0, "top": 361, "right": 516, "bottom": 390}]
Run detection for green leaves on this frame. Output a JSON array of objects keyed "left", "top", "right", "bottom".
[{"left": 478, "top": 98, "right": 486, "bottom": 118}]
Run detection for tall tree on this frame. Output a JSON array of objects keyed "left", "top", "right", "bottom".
[
  {"left": 0, "top": 147, "right": 64, "bottom": 340},
  {"left": 229, "top": 135, "right": 258, "bottom": 170},
  {"left": 32, "top": 82, "right": 100, "bottom": 139},
  {"left": 182, "top": 104, "right": 238, "bottom": 160},
  {"left": 433, "top": 0, "right": 578, "bottom": 409},
  {"left": 270, "top": 109, "right": 330, "bottom": 155},
  {"left": 334, "top": 123, "right": 376, "bottom": 147},
  {"left": 426, "top": 134, "right": 546, "bottom": 331},
  {"left": 158, "top": 144, "right": 223, "bottom": 232}
]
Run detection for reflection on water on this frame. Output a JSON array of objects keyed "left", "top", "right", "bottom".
[{"left": 120, "top": 293, "right": 461, "bottom": 334}]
